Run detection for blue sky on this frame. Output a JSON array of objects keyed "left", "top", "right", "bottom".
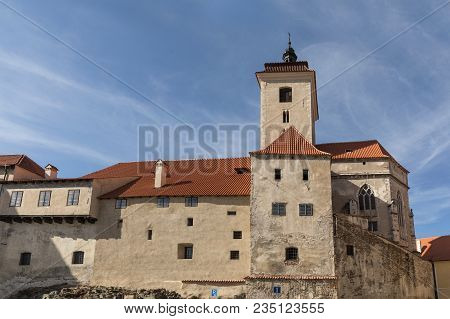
[{"left": 0, "top": 0, "right": 449, "bottom": 237}]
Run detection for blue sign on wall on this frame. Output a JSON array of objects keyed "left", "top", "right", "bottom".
[
  {"left": 273, "top": 286, "right": 282, "bottom": 294},
  {"left": 211, "top": 289, "right": 218, "bottom": 297}
]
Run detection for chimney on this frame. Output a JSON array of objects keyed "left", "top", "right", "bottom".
[
  {"left": 45, "top": 164, "right": 58, "bottom": 179},
  {"left": 154, "top": 160, "right": 166, "bottom": 188}
]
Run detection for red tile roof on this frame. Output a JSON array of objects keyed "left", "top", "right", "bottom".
[
  {"left": 251, "top": 126, "right": 330, "bottom": 157},
  {"left": 0, "top": 155, "right": 45, "bottom": 178},
  {"left": 419, "top": 236, "right": 450, "bottom": 262},
  {"left": 245, "top": 274, "right": 336, "bottom": 280},
  {"left": 87, "top": 157, "right": 251, "bottom": 198},
  {"left": 257, "top": 61, "right": 312, "bottom": 73}
]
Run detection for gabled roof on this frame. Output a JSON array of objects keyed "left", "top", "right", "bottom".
[
  {"left": 84, "top": 157, "right": 251, "bottom": 198},
  {"left": 0, "top": 155, "right": 45, "bottom": 178},
  {"left": 251, "top": 126, "right": 330, "bottom": 157},
  {"left": 419, "top": 236, "right": 450, "bottom": 262},
  {"left": 256, "top": 61, "right": 312, "bottom": 73},
  {"left": 316, "top": 140, "right": 408, "bottom": 172}
]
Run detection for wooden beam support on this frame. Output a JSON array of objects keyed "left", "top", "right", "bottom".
[
  {"left": 64, "top": 217, "right": 74, "bottom": 224},
  {"left": 32, "top": 217, "right": 43, "bottom": 224},
  {"left": 43, "top": 217, "right": 53, "bottom": 224}
]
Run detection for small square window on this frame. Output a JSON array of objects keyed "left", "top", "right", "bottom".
[
  {"left": 19, "top": 252, "right": 31, "bottom": 266},
  {"left": 230, "top": 250, "right": 240, "bottom": 260},
  {"left": 299, "top": 204, "right": 313, "bottom": 216},
  {"left": 274, "top": 169, "right": 281, "bottom": 181},
  {"left": 67, "top": 190, "right": 80, "bottom": 206},
  {"left": 368, "top": 221, "right": 378, "bottom": 232},
  {"left": 157, "top": 196, "right": 170, "bottom": 208},
  {"left": 302, "top": 169, "right": 309, "bottom": 181},
  {"left": 233, "top": 231, "right": 242, "bottom": 239},
  {"left": 272, "top": 203, "right": 286, "bottom": 216},
  {"left": 285, "top": 247, "right": 298, "bottom": 261},
  {"left": 187, "top": 218, "right": 194, "bottom": 226},
  {"left": 147, "top": 230, "right": 153, "bottom": 240},
  {"left": 38, "top": 191, "right": 51, "bottom": 207},
  {"left": 184, "top": 246, "right": 193, "bottom": 259},
  {"left": 185, "top": 196, "right": 198, "bottom": 207},
  {"left": 10, "top": 191, "right": 23, "bottom": 207},
  {"left": 273, "top": 286, "right": 282, "bottom": 294},
  {"left": 72, "top": 251, "right": 84, "bottom": 264},
  {"left": 227, "top": 211, "right": 237, "bottom": 216},
  {"left": 346, "top": 245, "right": 354, "bottom": 256},
  {"left": 115, "top": 198, "right": 127, "bottom": 209}
]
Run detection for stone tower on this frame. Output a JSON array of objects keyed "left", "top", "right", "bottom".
[{"left": 256, "top": 38, "right": 319, "bottom": 148}]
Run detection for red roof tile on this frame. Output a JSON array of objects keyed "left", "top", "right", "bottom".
[
  {"left": 245, "top": 274, "right": 336, "bottom": 280},
  {"left": 0, "top": 155, "right": 45, "bottom": 178},
  {"left": 316, "top": 140, "right": 408, "bottom": 172},
  {"left": 257, "top": 61, "right": 312, "bottom": 73},
  {"left": 86, "top": 157, "right": 251, "bottom": 198},
  {"left": 251, "top": 126, "right": 330, "bottom": 157},
  {"left": 419, "top": 236, "right": 450, "bottom": 262}
]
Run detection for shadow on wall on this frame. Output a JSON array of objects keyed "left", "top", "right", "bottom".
[{"left": 0, "top": 206, "right": 123, "bottom": 298}]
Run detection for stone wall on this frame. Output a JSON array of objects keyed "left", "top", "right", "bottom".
[{"left": 335, "top": 215, "right": 434, "bottom": 298}]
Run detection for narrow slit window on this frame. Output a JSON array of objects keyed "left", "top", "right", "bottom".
[
  {"left": 147, "top": 230, "right": 153, "bottom": 240},
  {"left": 282, "top": 110, "right": 290, "bottom": 123},
  {"left": 302, "top": 169, "right": 309, "bottom": 181},
  {"left": 274, "top": 169, "right": 281, "bottom": 181}
]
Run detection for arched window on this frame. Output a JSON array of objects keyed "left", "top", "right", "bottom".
[
  {"left": 285, "top": 247, "right": 298, "bottom": 261},
  {"left": 397, "top": 192, "right": 405, "bottom": 237},
  {"left": 358, "top": 184, "right": 376, "bottom": 211},
  {"left": 279, "top": 87, "right": 292, "bottom": 103},
  {"left": 282, "top": 110, "right": 290, "bottom": 123}
]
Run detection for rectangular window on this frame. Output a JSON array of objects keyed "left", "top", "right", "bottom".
[
  {"left": 233, "top": 231, "right": 242, "bottom": 239},
  {"left": 346, "top": 245, "right": 354, "bottom": 256},
  {"left": 299, "top": 204, "right": 313, "bottom": 216},
  {"left": 282, "top": 110, "right": 290, "bottom": 123},
  {"left": 184, "top": 246, "right": 193, "bottom": 259},
  {"left": 67, "top": 189, "right": 80, "bottom": 206},
  {"left": 147, "top": 230, "right": 153, "bottom": 240},
  {"left": 19, "top": 252, "right": 31, "bottom": 266},
  {"left": 115, "top": 198, "right": 127, "bottom": 209},
  {"left": 279, "top": 87, "right": 292, "bottom": 103},
  {"left": 187, "top": 218, "right": 194, "bottom": 226},
  {"left": 368, "top": 221, "right": 378, "bottom": 232},
  {"left": 227, "top": 211, "right": 237, "bottom": 216},
  {"left": 303, "top": 169, "right": 309, "bottom": 181},
  {"left": 272, "top": 203, "right": 286, "bottom": 216},
  {"left": 9, "top": 191, "right": 23, "bottom": 207},
  {"left": 274, "top": 169, "right": 281, "bottom": 181},
  {"left": 185, "top": 196, "right": 198, "bottom": 207},
  {"left": 38, "top": 191, "right": 51, "bottom": 207},
  {"left": 157, "top": 196, "right": 170, "bottom": 208},
  {"left": 230, "top": 250, "right": 240, "bottom": 260},
  {"left": 72, "top": 251, "right": 84, "bottom": 264},
  {"left": 273, "top": 286, "right": 282, "bottom": 294}
]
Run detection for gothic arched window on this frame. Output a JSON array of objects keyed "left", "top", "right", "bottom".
[
  {"left": 279, "top": 87, "right": 292, "bottom": 103},
  {"left": 358, "top": 184, "right": 376, "bottom": 211},
  {"left": 397, "top": 192, "right": 405, "bottom": 237}
]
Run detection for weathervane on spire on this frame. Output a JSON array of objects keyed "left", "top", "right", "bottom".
[{"left": 283, "top": 32, "right": 297, "bottom": 63}]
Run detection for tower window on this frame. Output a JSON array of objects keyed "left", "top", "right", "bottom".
[
  {"left": 346, "top": 245, "right": 354, "bottom": 256},
  {"left": 272, "top": 203, "right": 286, "bottom": 216},
  {"left": 285, "top": 247, "right": 298, "bottom": 261},
  {"left": 147, "top": 229, "right": 153, "bottom": 240},
  {"left": 274, "top": 169, "right": 281, "bottom": 180},
  {"left": 187, "top": 218, "right": 194, "bottom": 226},
  {"left": 233, "top": 231, "right": 242, "bottom": 239},
  {"left": 302, "top": 169, "right": 309, "bottom": 181},
  {"left": 279, "top": 87, "right": 292, "bottom": 102},
  {"left": 72, "top": 251, "right": 84, "bottom": 265},
  {"left": 230, "top": 251, "right": 240, "bottom": 260},
  {"left": 282, "top": 110, "right": 290, "bottom": 123},
  {"left": 19, "top": 252, "right": 31, "bottom": 266},
  {"left": 368, "top": 221, "right": 378, "bottom": 232}
]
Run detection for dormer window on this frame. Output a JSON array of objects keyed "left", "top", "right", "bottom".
[{"left": 279, "top": 87, "right": 292, "bottom": 103}]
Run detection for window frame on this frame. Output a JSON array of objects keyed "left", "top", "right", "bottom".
[
  {"left": 285, "top": 247, "right": 298, "bottom": 261},
  {"left": 299, "top": 203, "right": 313, "bottom": 216},
  {"left": 147, "top": 229, "right": 153, "bottom": 240},
  {"left": 19, "top": 252, "right": 31, "bottom": 266},
  {"left": 233, "top": 231, "right": 242, "bottom": 239},
  {"left": 184, "top": 246, "right": 193, "bottom": 259},
  {"left": 272, "top": 203, "right": 287, "bottom": 216},
  {"left": 9, "top": 191, "right": 23, "bottom": 207},
  {"left": 38, "top": 190, "right": 52, "bottom": 207},
  {"left": 66, "top": 189, "right": 80, "bottom": 206},
  {"left": 157, "top": 196, "right": 170, "bottom": 208},
  {"left": 230, "top": 250, "right": 240, "bottom": 260},
  {"left": 358, "top": 184, "right": 376, "bottom": 211},
  {"left": 72, "top": 251, "right": 85, "bottom": 265},
  {"left": 185, "top": 196, "right": 198, "bottom": 207},
  {"left": 115, "top": 198, "right": 127, "bottom": 209}
]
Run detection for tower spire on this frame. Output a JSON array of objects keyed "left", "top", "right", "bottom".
[{"left": 283, "top": 33, "right": 297, "bottom": 63}]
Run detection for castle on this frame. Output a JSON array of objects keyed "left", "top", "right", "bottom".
[{"left": 0, "top": 41, "right": 434, "bottom": 298}]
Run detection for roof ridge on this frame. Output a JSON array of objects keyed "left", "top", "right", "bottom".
[
  {"left": 112, "top": 156, "right": 251, "bottom": 165},
  {"left": 316, "top": 139, "right": 379, "bottom": 146}
]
